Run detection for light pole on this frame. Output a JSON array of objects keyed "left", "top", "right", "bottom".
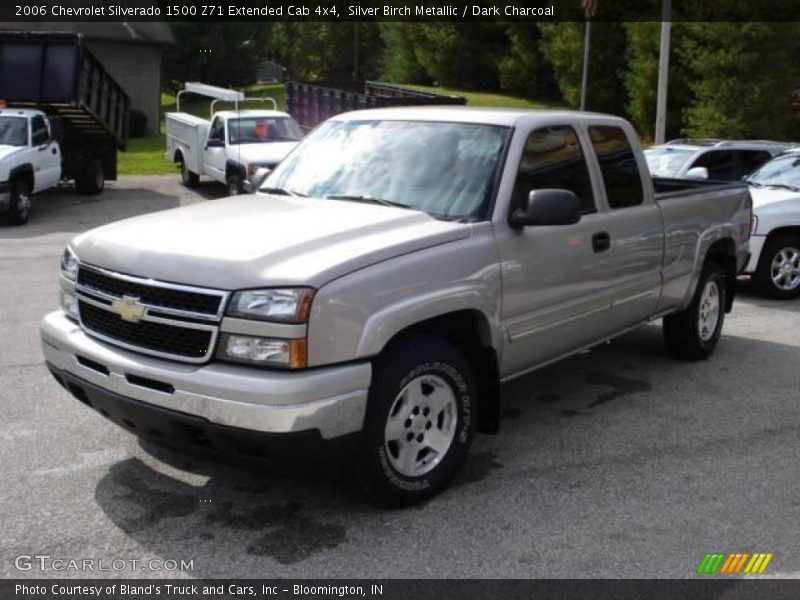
[{"left": 654, "top": 0, "right": 672, "bottom": 144}]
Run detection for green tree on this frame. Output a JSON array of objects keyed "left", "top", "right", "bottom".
[
  {"left": 539, "top": 22, "right": 627, "bottom": 114},
  {"left": 623, "top": 22, "right": 692, "bottom": 141},
  {"left": 163, "top": 23, "right": 273, "bottom": 89},
  {"left": 497, "top": 24, "right": 556, "bottom": 98},
  {"left": 677, "top": 22, "right": 800, "bottom": 139},
  {"left": 271, "top": 22, "right": 382, "bottom": 81}
]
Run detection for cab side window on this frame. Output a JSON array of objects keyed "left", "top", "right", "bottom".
[
  {"left": 512, "top": 125, "right": 596, "bottom": 215},
  {"left": 588, "top": 125, "right": 644, "bottom": 209},
  {"left": 691, "top": 150, "right": 736, "bottom": 180},
  {"left": 31, "top": 116, "right": 50, "bottom": 145},
  {"left": 208, "top": 117, "right": 224, "bottom": 142}
]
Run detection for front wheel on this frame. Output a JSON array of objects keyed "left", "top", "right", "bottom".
[
  {"left": 358, "top": 336, "right": 477, "bottom": 507},
  {"left": 226, "top": 172, "right": 243, "bottom": 196},
  {"left": 7, "top": 179, "right": 31, "bottom": 225},
  {"left": 663, "top": 260, "right": 726, "bottom": 361},
  {"left": 754, "top": 235, "right": 800, "bottom": 299}
]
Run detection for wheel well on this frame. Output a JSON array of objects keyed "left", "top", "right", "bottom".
[
  {"left": 764, "top": 226, "right": 800, "bottom": 244},
  {"left": 9, "top": 165, "right": 34, "bottom": 189},
  {"left": 706, "top": 238, "right": 737, "bottom": 312},
  {"left": 225, "top": 161, "right": 245, "bottom": 179},
  {"left": 172, "top": 149, "right": 184, "bottom": 163},
  {"left": 381, "top": 310, "right": 500, "bottom": 435}
]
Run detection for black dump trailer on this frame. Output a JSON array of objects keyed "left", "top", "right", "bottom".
[
  {"left": 0, "top": 31, "right": 129, "bottom": 190},
  {"left": 287, "top": 81, "right": 466, "bottom": 130}
]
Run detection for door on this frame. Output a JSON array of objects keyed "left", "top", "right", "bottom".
[
  {"left": 585, "top": 125, "right": 663, "bottom": 329},
  {"left": 30, "top": 116, "right": 60, "bottom": 191},
  {"left": 203, "top": 116, "right": 227, "bottom": 182},
  {"left": 495, "top": 124, "right": 620, "bottom": 376}
]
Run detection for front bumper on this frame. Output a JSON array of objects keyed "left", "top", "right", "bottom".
[
  {"left": 40, "top": 311, "right": 371, "bottom": 441},
  {"left": 744, "top": 235, "right": 765, "bottom": 274}
]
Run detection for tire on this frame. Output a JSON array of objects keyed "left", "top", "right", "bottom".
[
  {"left": 7, "top": 179, "right": 31, "bottom": 226},
  {"left": 358, "top": 335, "right": 477, "bottom": 507},
  {"left": 663, "top": 260, "right": 726, "bottom": 361},
  {"left": 227, "top": 172, "right": 244, "bottom": 196},
  {"left": 753, "top": 234, "right": 800, "bottom": 300},
  {"left": 75, "top": 159, "right": 104, "bottom": 195},
  {"left": 179, "top": 157, "right": 199, "bottom": 188}
]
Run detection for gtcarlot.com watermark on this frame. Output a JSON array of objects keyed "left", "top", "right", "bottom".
[{"left": 14, "top": 554, "right": 194, "bottom": 573}]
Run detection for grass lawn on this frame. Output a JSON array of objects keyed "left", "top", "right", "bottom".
[
  {"left": 404, "top": 84, "right": 565, "bottom": 110},
  {"left": 118, "top": 83, "right": 559, "bottom": 176}
]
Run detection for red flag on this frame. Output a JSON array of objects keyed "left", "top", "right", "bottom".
[{"left": 581, "top": 0, "right": 598, "bottom": 18}]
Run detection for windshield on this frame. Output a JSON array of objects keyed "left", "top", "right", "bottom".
[
  {"left": 228, "top": 117, "right": 303, "bottom": 144},
  {"left": 746, "top": 154, "right": 800, "bottom": 189},
  {"left": 644, "top": 147, "right": 695, "bottom": 177},
  {"left": 0, "top": 116, "right": 27, "bottom": 147},
  {"left": 261, "top": 119, "right": 510, "bottom": 221}
]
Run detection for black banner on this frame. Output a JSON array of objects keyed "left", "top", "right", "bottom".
[
  {"left": 4, "top": 580, "right": 800, "bottom": 600},
  {"left": 3, "top": 0, "right": 800, "bottom": 22}
]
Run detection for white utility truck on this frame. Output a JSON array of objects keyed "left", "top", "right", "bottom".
[{"left": 165, "top": 83, "right": 302, "bottom": 195}]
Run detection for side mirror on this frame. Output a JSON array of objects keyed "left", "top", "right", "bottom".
[
  {"left": 509, "top": 189, "right": 581, "bottom": 228},
  {"left": 206, "top": 138, "right": 225, "bottom": 148},
  {"left": 685, "top": 166, "right": 708, "bottom": 180}
]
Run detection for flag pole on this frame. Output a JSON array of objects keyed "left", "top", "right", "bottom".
[{"left": 580, "top": 19, "right": 591, "bottom": 111}]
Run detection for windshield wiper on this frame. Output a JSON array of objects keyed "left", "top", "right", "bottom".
[
  {"left": 260, "top": 187, "right": 307, "bottom": 197},
  {"left": 763, "top": 182, "right": 800, "bottom": 192},
  {"left": 744, "top": 178, "right": 763, "bottom": 188},
  {"left": 325, "top": 194, "right": 414, "bottom": 210}
]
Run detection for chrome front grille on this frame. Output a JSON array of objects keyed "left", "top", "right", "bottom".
[{"left": 75, "top": 265, "right": 228, "bottom": 364}]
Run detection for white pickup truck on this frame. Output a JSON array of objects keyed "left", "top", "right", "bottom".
[
  {"left": 165, "top": 84, "right": 302, "bottom": 195},
  {"left": 0, "top": 108, "right": 108, "bottom": 225}
]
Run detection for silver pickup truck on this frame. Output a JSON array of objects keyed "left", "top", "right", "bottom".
[{"left": 40, "top": 108, "right": 751, "bottom": 506}]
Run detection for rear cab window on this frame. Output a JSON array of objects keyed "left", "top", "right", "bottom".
[
  {"left": 512, "top": 125, "right": 597, "bottom": 216},
  {"left": 588, "top": 125, "right": 645, "bottom": 209}
]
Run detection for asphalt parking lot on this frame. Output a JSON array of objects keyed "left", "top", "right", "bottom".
[{"left": 1, "top": 175, "right": 799, "bottom": 579}]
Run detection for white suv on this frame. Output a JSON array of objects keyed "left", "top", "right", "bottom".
[
  {"left": 645, "top": 139, "right": 793, "bottom": 182},
  {"left": 743, "top": 150, "right": 800, "bottom": 299}
]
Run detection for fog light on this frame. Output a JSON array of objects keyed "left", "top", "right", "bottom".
[
  {"left": 60, "top": 290, "right": 79, "bottom": 321},
  {"left": 222, "top": 335, "right": 307, "bottom": 368}
]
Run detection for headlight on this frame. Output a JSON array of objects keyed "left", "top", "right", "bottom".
[
  {"left": 60, "top": 246, "right": 79, "bottom": 281},
  {"left": 246, "top": 163, "right": 272, "bottom": 179},
  {"left": 218, "top": 334, "right": 307, "bottom": 369},
  {"left": 227, "top": 288, "right": 314, "bottom": 323}
]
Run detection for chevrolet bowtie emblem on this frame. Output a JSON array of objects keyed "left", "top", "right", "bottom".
[{"left": 110, "top": 295, "right": 146, "bottom": 323}]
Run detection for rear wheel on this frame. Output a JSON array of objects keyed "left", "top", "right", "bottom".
[
  {"left": 75, "top": 159, "right": 104, "bottom": 195},
  {"left": 227, "top": 172, "right": 244, "bottom": 196},
  {"left": 179, "top": 156, "right": 199, "bottom": 187},
  {"left": 754, "top": 235, "right": 800, "bottom": 299},
  {"left": 7, "top": 179, "right": 31, "bottom": 225},
  {"left": 357, "top": 336, "right": 477, "bottom": 507},
  {"left": 663, "top": 260, "right": 726, "bottom": 360}
]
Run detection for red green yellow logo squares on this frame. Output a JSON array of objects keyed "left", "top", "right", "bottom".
[{"left": 696, "top": 552, "right": 773, "bottom": 574}]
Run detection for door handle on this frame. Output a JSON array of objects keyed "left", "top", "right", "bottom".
[{"left": 592, "top": 231, "right": 611, "bottom": 253}]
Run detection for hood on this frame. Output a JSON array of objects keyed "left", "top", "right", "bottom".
[
  {"left": 229, "top": 142, "right": 298, "bottom": 166},
  {"left": 0, "top": 145, "right": 25, "bottom": 172},
  {"left": 71, "top": 195, "right": 471, "bottom": 290},
  {"left": 749, "top": 186, "right": 800, "bottom": 210}
]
